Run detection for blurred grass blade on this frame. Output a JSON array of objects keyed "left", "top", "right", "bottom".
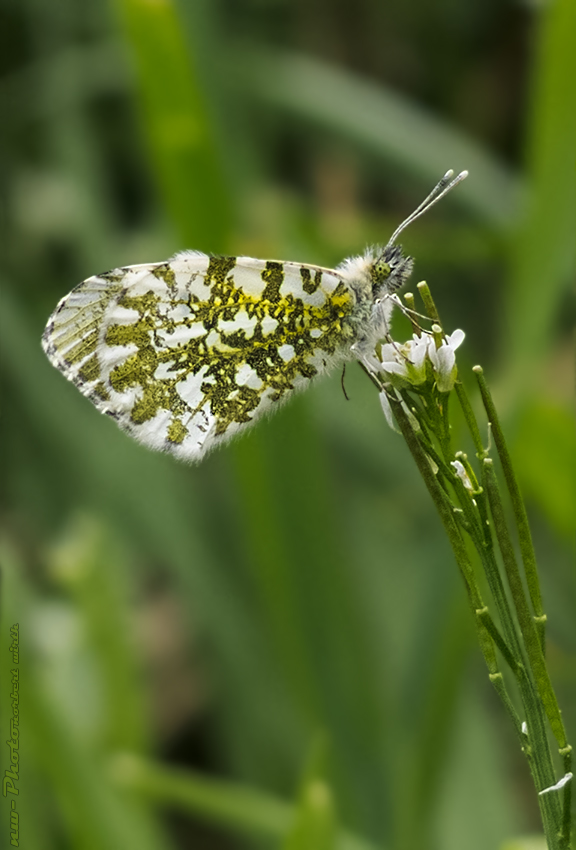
[
  {"left": 0, "top": 540, "right": 170, "bottom": 850},
  {"left": 230, "top": 45, "right": 521, "bottom": 225},
  {"left": 500, "top": 837, "right": 547, "bottom": 850},
  {"left": 504, "top": 0, "right": 576, "bottom": 390},
  {"left": 0, "top": 285, "right": 256, "bottom": 669},
  {"left": 48, "top": 516, "right": 149, "bottom": 753},
  {"left": 3, "top": 34, "right": 519, "bottom": 228},
  {"left": 512, "top": 401, "right": 576, "bottom": 542},
  {"left": 0, "top": 41, "right": 127, "bottom": 128},
  {"left": 113, "top": 0, "right": 232, "bottom": 249},
  {"left": 229, "top": 400, "right": 390, "bottom": 828},
  {"left": 0, "top": 542, "right": 53, "bottom": 850},
  {"left": 283, "top": 780, "right": 337, "bottom": 850},
  {"left": 283, "top": 734, "right": 337, "bottom": 850},
  {"left": 112, "top": 753, "right": 379, "bottom": 850},
  {"left": 25, "top": 658, "right": 171, "bottom": 850},
  {"left": 391, "top": 594, "right": 474, "bottom": 849}
]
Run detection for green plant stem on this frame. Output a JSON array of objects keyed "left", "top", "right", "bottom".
[
  {"left": 388, "top": 387, "right": 568, "bottom": 849},
  {"left": 561, "top": 748, "right": 574, "bottom": 850},
  {"left": 388, "top": 391, "right": 530, "bottom": 764},
  {"left": 387, "top": 393, "right": 505, "bottom": 671},
  {"left": 516, "top": 668, "right": 564, "bottom": 848},
  {"left": 487, "top": 671, "right": 524, "bottom": 742},
  {"left": 482, "top": 459, "right": 567, "bottom": 750},
  {"left": 483, "top": 457, "right": 571, "bottom": 848},
  {"left": 424, "top": 388, "right": 525, "bottom": 675},
  {"left": 454, "top": 378, "right": 569, "bottom": 847},
  {"left": 473, "top": 366, "right": 547, "bottom": 649},
  {"left": 388, "top": 393, "right": 481, "bottom": 608},
  {"left": 416, "top": 282, "right": 441, "bottom": 325},
  {"left": 475, "top": 606, "right": 520, "bottom": 674},
  {"left": 454, "top": 382, "right": 485, "bottom": 458},
  {"left": 460, "top": 490, "right": 523, "bottom": 663}
]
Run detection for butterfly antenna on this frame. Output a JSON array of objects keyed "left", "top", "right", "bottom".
[{"left": 387, "top": 169, "right": 468, "bottom": 246}]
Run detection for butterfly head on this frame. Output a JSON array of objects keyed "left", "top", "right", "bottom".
[
  {"left": 371, "top": 244, "right": 414, "bottom": 297},
  {"left": 370, "top": 169, "right": 468, "bottom": 300}
]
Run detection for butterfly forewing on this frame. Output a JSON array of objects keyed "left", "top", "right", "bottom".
[{"left": 42, "top": 253, "right": 357, "bottom": 461}]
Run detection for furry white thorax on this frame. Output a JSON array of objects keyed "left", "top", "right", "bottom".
[{"left": 336, "top": 248, "right": 396, "bottom": 352}]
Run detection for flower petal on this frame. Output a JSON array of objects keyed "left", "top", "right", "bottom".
[
  {"left": 447, "top": 329, "right": 465, "bottom": 349},
  {"left": 379, "top": 390, "right": 399, "bottom": 431},
  {"left": 450, "top": 460, "right": 474, "bottom": 492}
]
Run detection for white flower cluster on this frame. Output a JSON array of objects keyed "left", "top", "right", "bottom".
[
  {"left": 367, "top": 329, "right": 465, "bottom": 392},
  {"left": 360, "top": 328, "right": 465, "bottom": 429}
]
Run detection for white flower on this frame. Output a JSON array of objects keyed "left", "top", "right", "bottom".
[
  {"left": 408, "top": 334, "right": 430, "bottom": 374},
  {"left": 374, "top": 329, "right": 465, "bottom": 393},
  {"left": 379, "top": 390, "right": 396, "bottom": 430},
  {"left": 378, "top": 342, "right": 410, "bottom": 379},
  {"left": 377, "top": 335, "right": 429, "bottom": 386},
  {"left": 450, "top": 459, "right": 474, "bottom": 492},
  {"left": 379, "top": 388, "right": 420, "bottom": 433},
  {"left": 539, "top": 772, "right": 573, "bottom": 796},
  {"left": 427, "top": 329, "right": 465, "bottom": 392}
]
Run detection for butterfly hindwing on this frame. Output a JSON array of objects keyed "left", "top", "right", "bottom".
[{"left": 42, "top": 252, "right": 358, "bottom": 461}]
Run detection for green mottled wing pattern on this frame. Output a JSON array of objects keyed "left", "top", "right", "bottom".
[{"left": 42, "top": 253, "right": 358, "bottom": 461}]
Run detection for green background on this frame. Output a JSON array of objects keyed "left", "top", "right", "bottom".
[{"left": 1, "top": 0, "right": 575, "bottom": 848}]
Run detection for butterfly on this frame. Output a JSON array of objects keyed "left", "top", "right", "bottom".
[{"left": 42, "top": 169, "right": 467, "bottom": 462}]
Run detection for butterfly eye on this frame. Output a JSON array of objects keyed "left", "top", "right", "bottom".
[{"left": 372, "top": 259, "right": 391, "bottom": 282}]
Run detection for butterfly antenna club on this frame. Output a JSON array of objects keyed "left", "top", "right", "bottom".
[{"left": 387, "top": 169, "right": 468, "bottom": 246}]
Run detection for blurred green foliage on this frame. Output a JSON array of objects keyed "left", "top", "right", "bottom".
[{"left": 1, "top": 0, "right": 574, "bottom": 849}]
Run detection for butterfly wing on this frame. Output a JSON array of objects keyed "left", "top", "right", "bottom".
[{"left": 42, "top": 253, "right": 357, "bottom": 461}]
